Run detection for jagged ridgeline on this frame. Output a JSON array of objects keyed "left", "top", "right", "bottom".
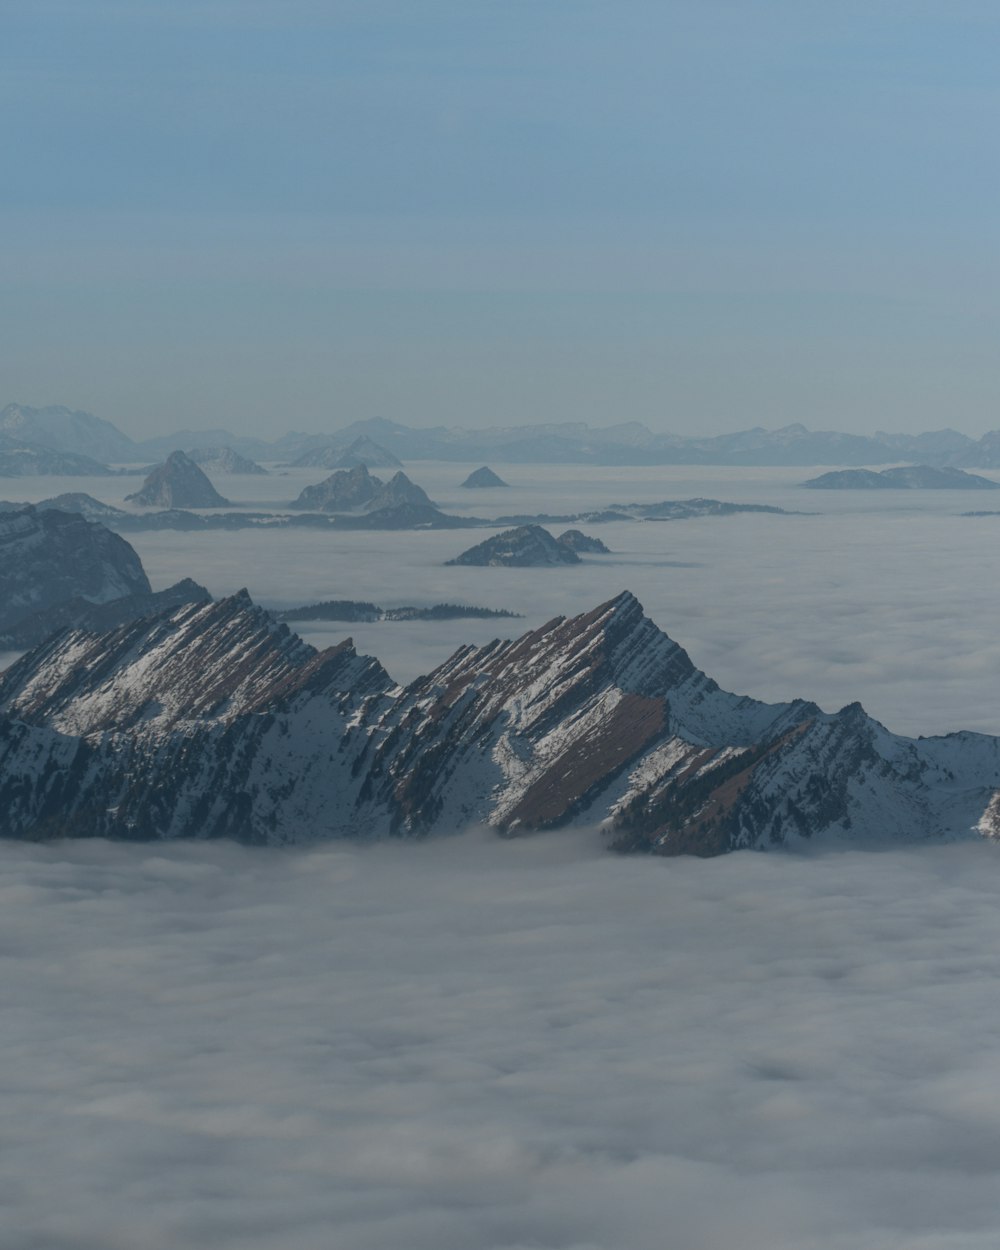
[{"left": 1, "top": 591, "right": 999, "bottom": 851}]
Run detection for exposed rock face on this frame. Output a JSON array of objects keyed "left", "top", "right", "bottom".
[
  {"left": 125, "top": 451, "right": 230, "bottom": 507},
  {"left": 367, "top": 471, "right": 433, "bottom": 512},
  {"left": 804, "top": 466, "right": 1000, "bottom": 490},
  {"left": 461, "top": 466, "right": 509, "bottom": 488},
  {"left": 557, "top": 529, "right": 610, "bottom": 553},
  {"left": 0, "top": 436, "right": 112, "bottom": 477},
  {"left": 3, "top": 591, "right": 1000, "bottom": 851},
  {"left": 187, "top": 446, "right": 268, "bottom": 475},
  {"left": 0, "top": 507, "right": 151, "bottom": 635},
  {"left": 290, "top": 466, "right": 434, "bottom": 514},
  {"left": 446, "top": 525, "right": 581, "bottom": 567},
  {"left": 290, "top": 464, "right": 380, "bottom": 510}
]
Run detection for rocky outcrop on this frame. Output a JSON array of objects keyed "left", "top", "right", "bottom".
[
  {"left": 125, "top": 451, "right": 230, "bottom": 507},
  {"left": 187, "top": 446, "right": 268, "bottom": 475},
  {"left": 804, "top": 466, "right": 1000, "bottom": 490},
  {"left": 2, "top": 591, "right": 1000, "bottom": 851},
  {"left": 367, "top": 471, "right": 433, "bottom": 512},
  {"left": 290, "top": 464, "right": 380, "bottom": 511},
  {"left": 446, "top": 525, "right": 581, "bottom": 567},
  {"left": 0, "top": 506, "right": 151, "bottom": 635},
  {"left": 274, "top": 599, "right": 520, "bottom": 623},
  {"left": 461, "top": 466, "right": 509, "bottom": 488},
  {"left": 557, "top": 529, "right": 610, "bottom": 553},
  {"left": 290, "top": 466, "right": 434, "bottom": 514}
]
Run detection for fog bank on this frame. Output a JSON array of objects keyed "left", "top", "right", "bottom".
[{"left": 3, "top": 832, "right": 1000, "bottom": 1249}]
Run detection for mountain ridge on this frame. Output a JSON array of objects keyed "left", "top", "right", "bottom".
[
  {"left": 1, "top": 590, "right": 998, "bottom": 852},
  {"left": 11, "top": 402, "right": 1000, "bottom": 467}
]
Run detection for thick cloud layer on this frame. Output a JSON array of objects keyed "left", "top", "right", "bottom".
[
  {"left": 6, "top": 463, "right": 1000, "bottom": 1246},
  {"left": 3, "top": 833, "right": 1000, "bottom": 1249},
  {"left": 104, "top": 462, "right": 1000, "bottom": 738},
  {"left": 6, "top": 462, "right": 1000, "bottom": 735}
]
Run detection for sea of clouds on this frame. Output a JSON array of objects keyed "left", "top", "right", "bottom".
[
  {"left": 5, "top": 462, "right": 1000, "bottom": 1246},
  {"left": 91, "top": 460, "right": 1000, "bottom": 738},
  {"left": 4, "top": 832, "right": 1000, "bottom": 1250}
]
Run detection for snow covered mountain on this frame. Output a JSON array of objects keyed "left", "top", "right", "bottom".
[
  {"left": 1, "top": 591, "right": 999, "bottom": 852},
  {"left": 0, "top": 403, "right": 138, "bottom": 463},
  {"left": 804, "top": 466, "right": 1000, "bottom": 490},
  {"left": 0, "top": 434, "right": 113, "bottom": 477}
]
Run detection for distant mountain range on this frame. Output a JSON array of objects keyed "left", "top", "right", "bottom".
[
  {"left": 804, "top": 466, "right": 1000, "bottom": 490},
  {"left": 7, "top": 402, "right": 1000, "bottom": 468},
  {"left": 2, "top": 589, "right": 1000, "bottom": 851}
]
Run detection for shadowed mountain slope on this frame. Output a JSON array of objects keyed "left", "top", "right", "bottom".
[{"left": 2, "top": 592, "right": 1000, "bottom": 852}]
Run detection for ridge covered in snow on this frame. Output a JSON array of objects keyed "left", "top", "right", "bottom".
[{"left": 1, "top": 590, "right": 999, "bottom": 852}]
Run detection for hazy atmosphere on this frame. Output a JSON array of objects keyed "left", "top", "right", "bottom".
[
  {"left": 5, "top": 1, "right": 1000, "bottom": 437},
  {"left": 4, "top": 4, "right": 1000, "bottom": 1249}
]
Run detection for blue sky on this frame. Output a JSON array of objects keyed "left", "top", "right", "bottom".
[{"left": 2, "top": 1, "right": 998, "bottom": 438}]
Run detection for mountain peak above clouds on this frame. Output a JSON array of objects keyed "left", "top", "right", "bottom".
[
  {"left": 125, "top": 450, "right": 231, "bottom": 508},
  {"left": 5, "top": 589, "right": 993, "bottom": 851}
]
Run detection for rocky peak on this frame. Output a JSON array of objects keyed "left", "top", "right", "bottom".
[
  {"left": 290, "top": 464, "right": 381, "bottom": 511},
  {"left": 4, "top": 590, "right": 1000, "bottom": 853},
  {"left": 125, "top": 450, "right": 230, "bottom": 508},
  {"left": 445, "top": 524, "right": 581, "bottom": 567},
  {"left": 0, "top": 589, "right": 393, "bottom": 736},
  {"left": 0, "top": 506, "right": 150, "bottom": 633},
  {"left": 557, "top": 529, "right": 610, "bottom": 553},
  {"left": 461, "top": 465, "right": 509, "bottom": 488},
  {"left": 366, "top": 471, "right": 433, "bottom": 512}
]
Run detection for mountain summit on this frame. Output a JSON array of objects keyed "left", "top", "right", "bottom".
[
  {"left": 2, "top": 591, "right": 999, "bottom": 851},
  {"left": 125, "top": 450, "right": 230, "bottom": 508}
]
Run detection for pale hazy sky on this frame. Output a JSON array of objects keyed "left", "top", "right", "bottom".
[{"left": 3, "top": 1, "right": 999, "bottom": 440}]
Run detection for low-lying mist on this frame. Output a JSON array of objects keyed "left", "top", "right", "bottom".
[{"left": 4, "top": 830, "right": 1000, "bottom": 1250}]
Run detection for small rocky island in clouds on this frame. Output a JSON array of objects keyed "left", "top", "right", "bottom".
[
  {"left": 557, "top": 529, "right": 611, "bottom": 553},
  {"left": 290, "top": 464, "right": 433, "bottom": 513},
  {"left": 461, "top": 465, "right": 509, "bottom": 488},
  {"left": 274, "top": 600, "right": 521, "bottom": 623},
  {"left": 126, "top": 450, "right": 231, "bottom": 507},
  {"left": 804, "top": 465, "right": 1000, "bottom": 490},
  {"left": 446, "top": 524, "right": 606, "bottom": 566}
]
